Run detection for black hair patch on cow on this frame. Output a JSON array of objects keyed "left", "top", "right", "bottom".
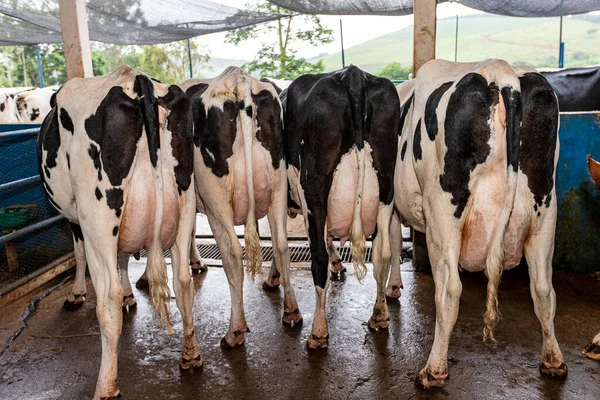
[
  {"left": 37, "top": 107, "right": 60, "bottom": 170},
  {"left": 106, "top": 188, "right": 124, "bottom": 218},
  {"left": 70, "top": 222, "right": 84, "bottom": 242},
  {"left": 186, "top": 83, "right": 209, "bottom": 149},
  {"left": 47, "top": 195, "right": 61, "bottom": 211},
  {"left": 245, "top": 105, "right": 253, "bottom": 118},
  {"left": 66, "top": 152, "right": 70, "bottom": 169},
  {"left": 44, "top": 165, "right": 51, "bottom": 179},
  {"left": 31, "top": 107, "right": 40, "bottom": 121},
  {"left": 401, "top": 141, "right": 407, "bottom": 161},
  {"left": 0, "top": 103, "right": 5, "bottom": 112},
  {"left": 88, "top": 144, "right": 102, "bottom": 181},
  {"left": 200, "top": 100, "right": 238, "bottom": 177},
  {"left": 134, "top": 75, "right": 160, "bottom": 168},
  {"left": 364, "top": 75, "right": 400, "bottom": 205},
  {"left": 60, "top": 108, "right": 74, "bottom": 134},
  {"left": 425, "top": 81, "right": 453, "bottom": 141},
  {"left": 500, "top": 85, "right": 521, "bottom": 173},
  {"left": 519, "top": 73, "right": 558, "bottom": 208},
  {"left": 113, "top": 226, "right": 119, "bottom": 236},
  {"left": 95, "top": 187, "right": 103, "bottom": 200},
  {"left": 413, "top": 119, "right": 423, "bottom": 161},
  {"left": 398, "top": 93, "right": 414, "bottom": 137},
  {"left": 85, "top": 86, "right": 143, "bottom": 186},
  {"left": 160, "top": 85, "right": 194, "bottom": 192},
  {"left": 439, "top": 73, "right": 494, "bottom": 218},
  {"left": 254, "top": 89, "right": 284, "bottom": 169}
]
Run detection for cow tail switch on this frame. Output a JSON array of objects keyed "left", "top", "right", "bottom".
[
  {"left": 135, "top": 73, "right": 172, "bottom": 331},
  {"left": 483, "top": 78, "right": 522, "bottom": 343},
  {"left": 241, "top": 88, "right": 263, "bottom": 280},
  {"left": 343, "top": 65, "right": 368, "bottom": 282}
]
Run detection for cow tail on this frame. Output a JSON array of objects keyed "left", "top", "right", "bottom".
[
  {"left": 241, "top": 88, "right": 263, "bottom": 280},
  {"left": 483, "top": 82, "right": 521, "bottom": 343},
  {"left": 343, "top": 66, "right": 368, "bottom": 282},
  {"left": 135, "top": 74, "right": 171, "bottom": 330}
]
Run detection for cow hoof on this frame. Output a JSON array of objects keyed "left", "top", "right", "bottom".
[
  {"left": 122, "top": 294, "right": 137, "bottom": 309},
  {"left": 584, "top": 343, "right": 600, "bottom": 360},
  {"left": 539, "top": 362, "right": 568, "bottom": 378},
  {"left": 368, "top": 315, "right": 390, "bottom": 330},
  {"left": 385, "top": 285, "right": 402, "bottom": 300},
  {"left": 180, "top": 354, "right": 203, "bottom": 370},
  {"left": 190, "top": 260, "right": 207, "bottom": 274},
  {"left": 282, "top": 309, "right": 302, "bottom": 325},
  {"left": 220, "top": 330, "right": 247, "bottom": 349},
  {"left": 262, "top": 276, "right": 280, "bottom": 292},
  {"left": 135, "top": 277, "right": 149, "bottom": 290},
  {"left": 100, "top": 390, "right": 121, "bottom": 399},
  {"left": 331, "top": 260, "right": 344, "bottom": 272},
  {"left": 417, "top": 368, "right": 448, "bottom": 389},
  {"left": 63, "top": 293, "right": 85, "bottom": 310},
  {"left": 307, "top": 334, "right": 329, "bottom": 350}
]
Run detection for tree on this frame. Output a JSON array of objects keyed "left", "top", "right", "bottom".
[
  {"left": 139, "top": 40, "right": 210, "bottom": 84},
  {"left": 376, "top": 62, "right": 412, "bottom": 81},
  {"left": 226, "top": 2, "right": 333, "bottom": 79}
]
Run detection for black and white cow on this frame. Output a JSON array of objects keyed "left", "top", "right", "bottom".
[
  {"left": 393, "top": 59, "right": 566, "bottom": 388},
  {"left": 541, "top": 66, "right": 600, "bottom": 111},
  {"left": 37, "top": 65, "right": 200, "bottom": 399},
  {"left": 16, "top": 86, "right": 58, "bottom": 123},
  {"left": 0, "top": 91, "right": 19, "bottom": 123},
  {"left": 584, "top": 155, "right": 600, "bottom": 361},
  {"left": 284, "top": 65, "right": 400, "bottom": 348},
  {"left": 183, "top": 66, "right": 302, "bottom": 348}
]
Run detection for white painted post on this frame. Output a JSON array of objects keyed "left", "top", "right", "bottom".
[
  {"left": 59, "top": 0, "right": 93, "bottom": 79},
  {"left": 413, "top": 0, "right": 437, "bottom": 76}
]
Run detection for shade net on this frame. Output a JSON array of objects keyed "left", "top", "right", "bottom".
[
  {"left": 0, "top": 0, "right": 284, "bottom": 46},
  {"left": 268, "top": 0, "right": 600, "bottom": 17}
]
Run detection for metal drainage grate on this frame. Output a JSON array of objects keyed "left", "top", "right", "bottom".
[{"left": 140, "top": 243, "right": 374, "bottom": 263}]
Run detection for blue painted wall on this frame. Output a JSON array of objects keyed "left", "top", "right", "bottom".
[{"left": 554, "top": 113, "right": 600, "bottom": 273}]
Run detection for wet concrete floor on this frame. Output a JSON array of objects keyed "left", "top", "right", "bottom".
[{"left": 1, "top": 260, "right": 600, "bottom": 400}]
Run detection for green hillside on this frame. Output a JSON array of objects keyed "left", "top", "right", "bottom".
[{"left": 319, "top": 15, "right": 600, "bottom": 73}]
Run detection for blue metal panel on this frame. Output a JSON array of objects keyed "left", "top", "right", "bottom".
[{"left": 555, "top": 112, "right": 600, "bottom": 273}]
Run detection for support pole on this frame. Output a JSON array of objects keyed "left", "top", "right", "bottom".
[
  {"left": 187, "top": 39, "right": 193, "bottom": 78},
  {"left": 339, "top": 17, "right": 346, "bottom": 68},
  {"left": 558, "top": 16, "right": 564, "bottom": 68},
  {"left": 454, "top": 13, "right": 459, "bottom": 62},
  {"left": 413, "top": 0, "right": 437, "bottom": 76},
  {"left": 58, "top": 0, "right": 93, "bottom": 80},
  {"left": 36, "top": 45, "right": 45, "bottom": 88}
]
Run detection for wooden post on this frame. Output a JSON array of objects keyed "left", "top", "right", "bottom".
[
  {"left": 59, "top": 0, "right": 93, "bottom": 79},
  {"left": 413, "top": 0, "right": 437, "bottom": 76}
]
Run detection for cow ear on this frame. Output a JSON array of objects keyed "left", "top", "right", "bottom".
[{"left": 50, "top": 92, "right": 57, "bottom": 108}]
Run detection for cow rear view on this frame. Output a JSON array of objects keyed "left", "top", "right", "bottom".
[
  {"left": 285, "top": 66, "right": 399, "bottom": 348},
  {"left": 393, "top": 59, "right": 566, "bottom": 388},
  {"left": 37, "top": 65, "right": 199, "bottom": 399},
  {"left": 185, "top": 66, "right": 302, "bottom": 349}
]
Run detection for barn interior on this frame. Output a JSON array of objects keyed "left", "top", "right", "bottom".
[{"left": 1, "top": 1, "right": 600, "bottom": 399}]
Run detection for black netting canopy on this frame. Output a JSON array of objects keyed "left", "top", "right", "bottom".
[
  {"left": 0, "top": 0, "right": 285, "bottom": 46},
  {"left": 269, "top": 0, "right": 600, "bottom": 17}
]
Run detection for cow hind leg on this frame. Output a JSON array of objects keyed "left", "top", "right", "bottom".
[
  {"left": 267, "top": 193, "right": 302, "bottom": 325},
  {"left": 84, "top": 240, "right": 122, "bottom": 400},
  {"left": 418, "top": 229, "right": 462, "bottom": 389},
  {"left": 369, "top": 203, "right": 393, "bottom": 330},
  {"left": 207, "top": 212, "right": 248, "bottom": 349},
  {"left": 262, "top": 259, "right": 281, "bottom": 291},
  {"left": 328, "top": 241, "right": 345, "bottom": 280},
  {"left": 584, "top": 331, "right": 600, "bottom": 361},
  {"left": 385, "top": 212, "right": 404, "bottom": 300},
  {"left": 118, "top": 251, "right": 136, "bottom": 309},
  {"left": 64, "top": 230, "right": 87, "bottom": 309},
  {"left": 189, "top": 224, "right": 207, "bottom": 274},
  {"left": 171, "top": 197, "right": 202, "bottom": 369},
  {"left": 524, "top": 230, "right": 567, "bottom": 377}
]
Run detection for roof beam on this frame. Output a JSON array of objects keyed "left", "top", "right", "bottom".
[
  {"left": 59, "top": 0, "right": 93, "bottom": 79},
  {"left": 413, "top": 0, "right": 437, "bottom": 75}
]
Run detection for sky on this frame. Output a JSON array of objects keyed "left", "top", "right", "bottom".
[{"left": 197, "top": 1, "right": 483, "bottom": 60}]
